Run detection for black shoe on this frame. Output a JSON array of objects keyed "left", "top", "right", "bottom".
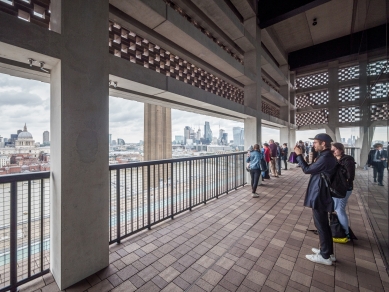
[{"left": 378, "top": 183, "right": 384, "bottom": 186}]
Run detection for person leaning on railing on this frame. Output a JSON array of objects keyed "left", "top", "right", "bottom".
[
  {"left": 246, "top": 144, "right": 263, "bottom": 198},
  {"left": 331, "top": 142, "right": 356, "bottom": 241}
]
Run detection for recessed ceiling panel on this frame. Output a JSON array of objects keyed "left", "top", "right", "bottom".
[
  {"left": 272, "top": 13, "right": 313, "bottom": 53},
  {"left": 305, "top": 0, "right": 353, "bottom": 45}
]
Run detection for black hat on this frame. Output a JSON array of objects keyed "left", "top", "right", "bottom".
[{"left": 309, "top": 133, "right": 333, "bottom": 143}]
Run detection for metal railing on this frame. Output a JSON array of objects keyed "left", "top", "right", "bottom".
[
  {"left": 344, "top": 147, "right": 361, "bottom": 166},
  {"left": 109, "top": 152, "right": 246, "bottom": 244},
  {"left": 0, "top": 172, "right": 50, "bottom": 292},
  {"left": 0, "top": 152, "right": 246, "bottom": 291}
]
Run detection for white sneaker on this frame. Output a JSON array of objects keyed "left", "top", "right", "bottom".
[
  {"left": 252, "top": 193, "right": 259, "bottom": 198},
  {"left": 305, "top": 253, "right": 332, "bottom": 265},
  {"left": 311, "top": 248, "right": 336, "bottom": 262}
]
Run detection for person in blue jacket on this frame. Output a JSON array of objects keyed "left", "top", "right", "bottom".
[
  {"left": 246, "top": 144, "right": 263, "bottom": 198},
  {"left": 294, "top": 133, "right": 337, "bottom": 266}
]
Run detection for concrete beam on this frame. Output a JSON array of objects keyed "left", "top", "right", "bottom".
[
  {"left": 108, "top": 7, "right": 255, "bottom": 86},
  {"left": 109, "top": 1, "right": 251, "bottom": 84},
  {"left": 230, "top": 0, "right": 256, "bottom": 21},
  {"left": 0, "top": 11, "right": 61, "bottom": 59},
  {"left": 261, "top": 48, "right": 289, "bottom": 86},
  {"left": 261, "top": 27, "right": 288, "bottom": 66}
]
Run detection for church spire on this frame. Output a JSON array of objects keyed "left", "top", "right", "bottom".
[{"left": 24, "top": 123, "right": 27, "bottom": 132}]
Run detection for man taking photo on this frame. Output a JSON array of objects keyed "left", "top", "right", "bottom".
[{"left": 294, "top": 133, "right": 337, "bottom": 265}]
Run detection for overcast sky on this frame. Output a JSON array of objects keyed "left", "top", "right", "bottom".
[{"left": 0, "top": 72, "right": 387, "bottom": 145}]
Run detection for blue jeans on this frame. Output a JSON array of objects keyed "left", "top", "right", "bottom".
[{"left": 333, "top": 190, "right": 352, "bottom": 235}]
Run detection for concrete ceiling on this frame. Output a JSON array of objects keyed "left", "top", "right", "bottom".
[{"left": 266, "top": 0, "right": 387, "bottom": 53}]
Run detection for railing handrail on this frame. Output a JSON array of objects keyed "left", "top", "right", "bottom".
[
  {"left": 109, "top": 151, "right": 247, "bottom": 170},
  {"left": 0, "top": 171, "right": 50, "bottom": 183}
]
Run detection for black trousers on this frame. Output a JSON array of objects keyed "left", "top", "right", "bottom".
[
  {"left": 375, "top": 163, "right": 385, "bottom": 184},
  {"left": 276, "top": 157, "right": 282, "bottom": 175},
  {"left": 250, "top": 169, "right": 261, "bottom": 193},
  {"left": 283, "top": 159, "right": 287, "bottom": 170},
  {"left": 312, "top": 209, "right": 333, "bottom": 259}
]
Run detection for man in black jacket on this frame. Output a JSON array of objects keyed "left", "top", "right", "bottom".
[
  {"left": 295, "top": 133, "right": 337, "bottom": 265},
  {"left": 367, "top": 143, "right": 388, "bottom": 186}
]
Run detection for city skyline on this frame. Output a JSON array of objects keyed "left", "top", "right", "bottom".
[{"left": 1, "top": 72, "right": 387, "bottom": 146}]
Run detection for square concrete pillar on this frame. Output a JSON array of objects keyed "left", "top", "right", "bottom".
[
  {"left": 243, "top": 19, "right": 262, "bottom": 184},
  {"left": 50, "top": 0, "right": 109, "bottom": 289}
]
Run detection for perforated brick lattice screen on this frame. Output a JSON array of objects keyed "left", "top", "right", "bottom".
[
  {"left": 339, "top": 86, "right": 360, "bottom": 102},
  {"left": 295, "top": 72, "right": 328, "bottom": 89},
  {"left": 0, "top": 0, "right": 50, "bottom": 29},
  {"left": 339, "top": 107, "right": 360, "bottom": 123},
  {"left": 368, "top": 60, "right": 389, "bottom": 76},
  {"left": 261, "top": 101, "right": 280, "bottom": 118},
  {"left": 371, "top": 82, "right": 389, "bottom": 99},
  {"left": 296, "top": 109, "right": 329, "bottom": 126},
  {"left": 295, "top": 91, "right": 329, "bottom": 108},
  {"left": 371, "top": 103, "right": 389, "bottom": 121},
  {"left": 109, "top": 22, "right": 244, "bottom": 104},
  {"left": 338, "top": 65, "right": 359, "bottom": 81}
]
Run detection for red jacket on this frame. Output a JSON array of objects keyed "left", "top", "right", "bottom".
[{"left": 263, "top": 147, "right": 271, "bottom": 162}]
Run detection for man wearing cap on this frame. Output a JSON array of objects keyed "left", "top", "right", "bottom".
[
  {"left": 367, "top": 143, "right": 387, "bottom": 186},
  {"left": 294, "top": 133, "right": 337, "bottom": 265}
]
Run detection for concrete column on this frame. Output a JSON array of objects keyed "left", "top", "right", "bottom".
[
  {"left": 358, "top": 54, "right": 372, "bottom": 164},
  {"left": 244, "top": 16, "right": 262, "bottom": 184},
  {"left": 327, "top": 61, "right": 340, "bottom": 142},
  {"left": 144, "top": 104, "right": 172, "bottom": 161},
  {"left": 50, "top": 1, "right": 109, "bottom": 289}
]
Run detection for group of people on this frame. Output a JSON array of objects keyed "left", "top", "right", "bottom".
[
  {"left": 247, "top": 133, "right": 385, "bottom": 266},
  {"left": 246, "top": 140, "right": 288, "bottom": 197}
]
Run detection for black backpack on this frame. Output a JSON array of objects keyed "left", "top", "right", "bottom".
[{"left": 321, "top": 162, "right": 350, "bottom": 199}]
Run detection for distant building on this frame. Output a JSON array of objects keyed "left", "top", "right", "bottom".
[
  {"left": 43, "top": 131, "right": 50, "bottom": 145},
  {"left": 15, "top": 124, "right": 35, "bottom": 149},
  {"left": 117, "top": 138, "right": 125, "bottom": 145},
  {"left": 204, "top": 122, "right": 212, "bottom": 144},
  {"left": 233, "top": 127, "right": 244, "bottom": 146},
  {"left": 0, "top": 155, "right": 9, "bottom": 167},
  {"left": 175, "top": 135, "right": 184, "bottom": 144},
  {"left": 184, "top": 126, "right": 191, "bottom": 144}
]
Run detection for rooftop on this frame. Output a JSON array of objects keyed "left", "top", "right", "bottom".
[{"left": 19, "top": 167, "right": 388, "bottom": 292}]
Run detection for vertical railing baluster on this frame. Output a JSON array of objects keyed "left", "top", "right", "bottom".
[
  {"left": 233, "top": 154, "right": 238, "bottom": 190},
  {"left": 116, "top": 169, "right": 121, "bottom": 243},
  {"left": 225, "top": 156, "right": 228, "bottom": 195},
  {"left": 216, "top": 157, "right": 219, "bottom": 199},
  {"left": 147, "top": 165, "right": 151, "bottom": 230},
  {"left": 28, "top": 180, "right": 31, "bottom": 277},
  {"left": 189, "top": 160, "right": 192, "bottom": 211},
  {"left": 109, "top": 171, "right": 112, "bottom": 242},
  {"left": 203, "top": 158, "right": 207, "bottom": 203},
  {"left": 171, "top": 162, "right": 174, "bottom": 219},
  {"left": 10, "top": 181, "right": 17, "bottom": 292},
  {"left": 125, "top": 169, "right": 127, "bottom": 236},
  {"left": 40, "top": 178, "right": 44, "bottom": 271}
]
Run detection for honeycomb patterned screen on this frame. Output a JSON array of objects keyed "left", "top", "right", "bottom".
[
  {"left": 295, "top": 91, "right": 329, "bottom": 108},
  {"left": 262, "top": 100, "right": 280, "bottom": 118},
  {"left": 371, "top": 82, "right": 389, "bottom": 99},
  {"left": 367, "top": 60, "right": 389, "bottom": 76},
  {"left": 109, "top": 22, "right": 244, "bottom": 104},
  {"left": 371, "top": 103, "right": 389, "bottom": 121},
  {"left": 338, "top": 66, "right": 359, "bottom": 81},
  {"left": 295, "top": 72, "right": 328, "bottom": 89},
  {"left": 339, "top": 107, "right": 360, "bottom": 123},
  {"left": 339, "top": 86, "right": 360, "bottom": 102},
  {"left": 296, "top": 109, "right": 329, "bottom": 126}
]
